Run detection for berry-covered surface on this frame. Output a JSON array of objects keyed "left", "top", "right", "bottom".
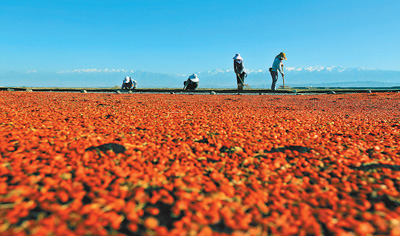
[{"left": 1, "top": 92, "right": 400, "bottom": 235}]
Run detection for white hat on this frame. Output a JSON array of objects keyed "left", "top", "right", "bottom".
[
  {"left": 233, "top": 53, "right": 243, "bottom": 60},
  {"left": 189, "top": 74, "right": 198, "bottom": 79},
  {"left": 189, "top": 74, "right": 199, "bottom": 82},
  {"left": 125, "top": 76, "right": 130, "bottom": 80}
]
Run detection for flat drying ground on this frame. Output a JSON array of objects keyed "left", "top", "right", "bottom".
[{"left": 1, "top": 91, "right": 400, "bottom": 236}]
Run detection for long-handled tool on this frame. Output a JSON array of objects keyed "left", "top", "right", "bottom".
[
  {"left": 282, "top": 74, "right": 285, "bottom": 88},
  {"left": 237, "top": 73, "right": 250, "bottom": 88}
]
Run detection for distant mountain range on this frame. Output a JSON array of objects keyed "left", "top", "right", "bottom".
[{"left": 1, "top": 67, "right": 399, "bottom": 88}]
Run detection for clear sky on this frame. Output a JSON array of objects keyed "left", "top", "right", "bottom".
[{"left": 1, "top": 0, "right": 399, "bottom": 75}]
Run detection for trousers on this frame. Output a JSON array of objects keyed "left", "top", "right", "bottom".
[{"left": 270, "top": 71, "right": 278, "bottom": 90}]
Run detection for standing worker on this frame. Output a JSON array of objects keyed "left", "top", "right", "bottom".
[
  {"left": 233, "top": 53, "right": 246, "bottom": 91},
  {"left": 269, "top": 52, "right": 287, "bottom": 90}
]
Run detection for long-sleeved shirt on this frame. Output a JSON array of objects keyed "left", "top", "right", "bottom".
[{"left": 271, "top": 57, "right": 284, "bottom": 75}]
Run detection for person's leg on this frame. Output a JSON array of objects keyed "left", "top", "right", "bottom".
[{"left": 270, "top": 71, "right": 278, "bottom": 90}]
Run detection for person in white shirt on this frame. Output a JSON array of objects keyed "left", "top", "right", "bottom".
[
  {"left": 269, "top": 52, "right": 287, "bottom": 90},
  {"left": 131, "top": 79, "right": 137, "bottom": 89}
]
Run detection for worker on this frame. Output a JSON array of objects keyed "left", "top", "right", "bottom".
[
  {"left": 183, "top": 74, "right": 199, "bottom": 90},
  {"left": 269, "top": 52, "right": 287, "bottom": 90},
  {"left": 121, "top": 76, "right": 137, "bottom": 90},
  {"left": 131, "top": 79, "right": 137, "bottom": 89},
  {"left": 233, "top": 53, "right": 246, "bottom": 91}
]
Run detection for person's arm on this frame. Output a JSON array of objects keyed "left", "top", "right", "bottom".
[{"left": 277, "top": 61, "right": 284, "bottom": 75}]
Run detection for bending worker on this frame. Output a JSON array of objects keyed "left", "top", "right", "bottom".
[
  {"left": 183, "top": 74, "right": 199, "bottom": 90},
  {"left": 233, "top": 53, "right": 246, "bottom": 91},
  {"left": 121, "top": 76, "right": 137, "bottom": 90},
  {"left": 269, "top": 52, "right": 287, "bottom": 90}
]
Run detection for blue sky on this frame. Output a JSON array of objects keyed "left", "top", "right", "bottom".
[{"left": 1, "top": 0, "right": 399, "bottom": 76}]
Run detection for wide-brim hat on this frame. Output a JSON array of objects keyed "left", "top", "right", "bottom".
[
  {"left": 189, "top": 73, "right": 199, "bottom": 82},
  {"left": 233, "top": 53, "right": 243, "bottom": 60},
  {"left": 279, "top": 52, "right": 287, "bottom": 60},
  {"left": 189, "top": 74, "right": 198, "bottom": 79}
]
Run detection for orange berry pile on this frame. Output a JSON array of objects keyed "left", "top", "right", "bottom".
[{"left": 1, "top": 91, "right": 400, "bottom": 235}]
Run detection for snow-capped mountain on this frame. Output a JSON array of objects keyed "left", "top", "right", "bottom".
[
  {"left": 196, "top": 67, "right": 400, "bottom": 88},
  {"left": 1, "top": 67, "right": 399, "bottom": 88}
]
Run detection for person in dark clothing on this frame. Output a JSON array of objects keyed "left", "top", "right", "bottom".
[
  {"left": 121, "top": 76, "right": 137, "bottom": 90},
  {"left": 122, "top": 76, "right": 132, "bottom": 90},
  {"left": 233, "top": 53, "right": 246, "bottom": 91},
  {"left": 183, "top": 74, "right": 199, "bottom": 90}
]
